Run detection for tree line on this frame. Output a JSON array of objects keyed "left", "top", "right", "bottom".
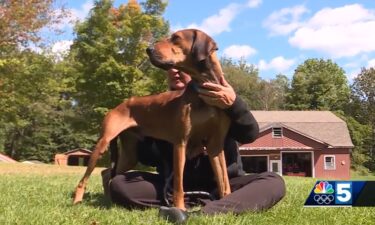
[{"left": 0, "top": 0, "right": 374, "bottom": 173}]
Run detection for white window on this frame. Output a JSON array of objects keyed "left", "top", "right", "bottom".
[
  {"left": 324, "top": 155, "right": 336, "bottom": 170},
  {"left": 272, "top": 127, "right": 283, "bottom": 138}
]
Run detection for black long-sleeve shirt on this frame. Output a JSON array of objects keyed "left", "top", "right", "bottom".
[{"left": 136, "top": 96, "right": 259, "bottom": 190}]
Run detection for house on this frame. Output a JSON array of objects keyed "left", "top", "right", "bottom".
[
  {"left": 54, "top": 148, "right": 92, "bottom": 166},
  {"left": 0, "top": 153, "right": 17, "bottom": 163},
  {"left": 240, "top": 111, "right": 353, "bottom": 179}
]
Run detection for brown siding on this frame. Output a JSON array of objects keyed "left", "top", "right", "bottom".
[
  {"left": 314, "top": 149, "right": 351, "bottom": 179},
  {"left": 54, "top": 154, "right": 68, "bottom": 165}
]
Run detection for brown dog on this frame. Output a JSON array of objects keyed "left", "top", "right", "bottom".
[{"left": 73, "top": 29, "right": 231, "bottom": 210}]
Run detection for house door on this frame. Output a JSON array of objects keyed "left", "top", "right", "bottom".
[
  {"left": 282, "top": 152, "right": 312, "bottom": 177},
  {"left": 269, "top": 160, "right": 281, "bottom": 175}
]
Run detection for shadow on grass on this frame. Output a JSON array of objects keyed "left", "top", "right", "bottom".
[{"left": 86, "top": 192, "right": 113, "bottom": 209}]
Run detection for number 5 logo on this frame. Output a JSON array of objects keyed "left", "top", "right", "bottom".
[{"left": 335, "top": 182, "right": 352, "bottom": 205}]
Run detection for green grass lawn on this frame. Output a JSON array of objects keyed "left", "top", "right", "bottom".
[{"left": 0, "top": 163, "right": 374, "bottom": 225}]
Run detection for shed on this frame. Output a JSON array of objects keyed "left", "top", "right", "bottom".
[{"left": 55, "top": 148, "right": 92, "bottom": 166}]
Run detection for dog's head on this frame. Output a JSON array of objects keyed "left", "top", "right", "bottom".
[{"left": 146, "top": 29, "right": 223, "bottom": 83}]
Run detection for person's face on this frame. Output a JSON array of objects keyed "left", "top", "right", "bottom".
[{"left": 167, "top": 69, "right": 191, "bottom": 90}]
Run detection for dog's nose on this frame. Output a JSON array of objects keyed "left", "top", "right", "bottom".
[{"left": 146, "top": 47, "right": 154, "bottom": 55}]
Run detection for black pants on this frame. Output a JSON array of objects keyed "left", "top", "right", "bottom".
[{"left": 107, "top": 171, "right": 286, "bottom": 215}]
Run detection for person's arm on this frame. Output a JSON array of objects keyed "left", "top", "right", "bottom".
[
  {"left": 198, "top": 77, "right": 259, "bottom": 144},
  {"left": 224, "top": 96, "right": 259, "bottom": 144}
]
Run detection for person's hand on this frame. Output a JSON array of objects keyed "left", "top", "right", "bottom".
[{"left": 198, "top": 76, "right": 236, "bottom": 109}]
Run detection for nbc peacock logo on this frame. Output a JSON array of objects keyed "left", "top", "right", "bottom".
[
  {"left": 313, "top": 181, "right": 335, "bottom": 204},
  {"left": 314, "top": 181, "right": 335, "bottom": 194}
]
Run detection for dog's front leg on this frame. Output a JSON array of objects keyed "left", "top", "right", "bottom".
[
  {"left": 209, "top": 151, "right": 231, "bottom": 198},
  {"left": 217, "top": 150, "right": 231, "bottom": 196},
  {"left": 173, "top": 142, "right": 187, "bottom": 211},
  {"left": 207, "top": 134, "right": 231, "bottom": 198}
]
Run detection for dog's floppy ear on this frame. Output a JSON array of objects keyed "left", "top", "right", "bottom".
[{"left": 191, "top": 29, "right": 218, "bottom": 62}]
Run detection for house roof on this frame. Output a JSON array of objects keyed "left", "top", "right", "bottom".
[
  {"left": 0, "top": 153, "right": 17, "bottom": 163},
  {"left": 63, "top": 148, "right": 92, "bottom": 155},
  {"left": 251, "top": 111, "right": 354, "bottom": 148}
]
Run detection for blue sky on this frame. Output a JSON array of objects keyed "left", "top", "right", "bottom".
[{"left": 50, "top": 0, "right": 375, "bottom": 81}]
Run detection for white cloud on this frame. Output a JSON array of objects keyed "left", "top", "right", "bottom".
[
  {"left": 307, "top": 4, "right": 375, "bottom": 28},
  {"left": 52, "top": 40, "right": 73, "bottom": 54},
  {"left": 247, "top": 0, "right": 262, "bottom": 8},
  {"left": 263, "top": 5, "right": 309, "bottom": 36},
  {"left": 368, "top": 58, "right": 375, "bottom": 68},
  {"left": 187, "top": 3, "right": 241, "bottom": 36},
  {"left": 289, "top": 4, "right": 375, "bottom": 58},
  {"left": 50, "top": 40, "right": 73, "bottom": 61},
  {"left": 222, "top": 45, "right": 257, "bottom": 59},
  {"left": 258, "top": 56, "right": 295, "bottom": 72}
]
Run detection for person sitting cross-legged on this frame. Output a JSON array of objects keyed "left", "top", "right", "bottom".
[{"left": 102, "top": 68, "right": 286, "bottom": 222}]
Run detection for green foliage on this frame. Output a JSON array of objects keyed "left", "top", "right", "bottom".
[
  {"left": 70, "top": 0, "right": 169, "bottom": 132},
  {"left": 349, "top": 67, "right": 375, "bottom": 126},
  {"left": 221, "top": 58, "right": 262, "bottom": 109},
  {"left": 347, "top": 67, "right": 375, "bottom": 170},
  {"left": 222, "top": 58, "right": 290, "bottom": 110},
  {"left": 257, "top": 74, "right": 290, "bottom": 110},
  {"left": 286, "top": 58, "right": 350, "bottom": 110},
  {"left": 0, "top": 0, "right": 169, "bottom": 163},
  {"left": 0, "top": 51, "right": 56, "bottom": 160},
  {"left": 0, "top": 51, "right": 96, "bottom": 161},
  {"left": 335, "top": 112, "right": 373, "bottom": 171}
]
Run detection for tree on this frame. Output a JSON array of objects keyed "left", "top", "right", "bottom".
[
  {"left": 0, "top": 0, "right": 93, "bottom": 161},
  {"left": 286, "top": 58, "right": 350, "bottom": 111},
  {"left": 0, "top": 50, "right": 95, "bottom": 161},
  {"left": 70, "top": 0, "right": 169, "bottom": 132},
  {"left": 350, "top": 68, "right": 375, "bottom": 125},
  {"left": 336, "top": 112, "right": 373, "bottom": 172},
  {"left": 348, "top": 67, "right": 375, "bottom": 170},
  {"left": 272, "top": 74, "right": 290, "bottom": 110},
  {"left": 257, "top": 74, "right": 290, "bottom": 110},
  {"left": 221, "top": 58, "right": 263, "bottom": 109},
  {"left": 222, "top": 58, "right": 290, "bottom": 110},
  {"left": 0, "top": 0, "right": 67, "bottom": 48}
]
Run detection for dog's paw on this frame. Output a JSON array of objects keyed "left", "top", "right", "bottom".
[{"left": 73, "top": 187, "right": 85, "bottom": 205}]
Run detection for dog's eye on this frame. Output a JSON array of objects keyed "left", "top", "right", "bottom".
[{"left": 171, "top": 34, "right": 181, "bottom": 43}]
